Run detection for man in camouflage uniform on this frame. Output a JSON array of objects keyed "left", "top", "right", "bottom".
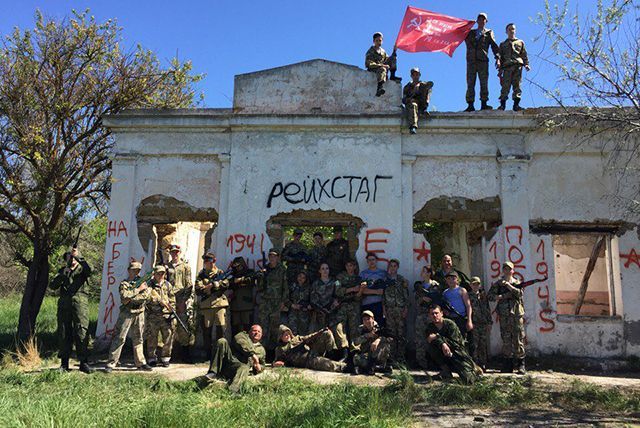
[
  {"left": 50, "top": 247, "right": 94, "bottom": 373},
  {"left": 336, "top": 259, "right": 365, "bottom": 344},
  {"left": 414, "top": 265, "right": 441, "bottom": 370},
  {"left": 434, "top": 254, "right": 471, "bottom": 291},
  {"left": 402, "top": 67, "right": 433, "bottom": 134},
  {"left": 274, "top": 325, "right": 346, "bottom": 372},
  {"left": 281, "top": 228, "right": 308, "bottom": 284},
  {"left": 105, "top": 260, "right": 153, "bottom": 372},
  {"left": 288, "top": 271, "right": 311, "bottom": 336},
  {"left": 195, "top": 252, "right": 229, "bottom": 360},
  {"left": 229, "top": 256, "right": 258, "bottom": 335},
  {"left": 426, "top": 305, "right": 481, "bottom": 384},
  {"left": 165, "top": 244, "right": 194, "bottom": 360},
  {"left": 365, "top": 32, "right": 400, "bottom": 96},
  {"left": 464, "top": 12, "right": 500, "bottom": 111},
  {"left": 310, "top": 263, "right": 349, "bottom": 360},
  {"left": 206, "top": 324, "right": 266, "bottom": 394},
  {"left": 497, "top": 23, "right": 530, "bottom": 111},
  {"left": 307, "top": 232, "right": 326, "bottom": 283},
  {"left": 257, "top": 248, "right": 289, "bottom": 353},
  {"left": 145, "top": 265, "right": 176, "bottom": 367},
  {"left": 383, "top": 259, "right": 409, "bottom": 364},
  {"left": 325, "top": 226, "right": 350, "bottom": 277},
  {"left": 352, "top": 310, "right": 393, "bottom": 375},
  {"left": 489, "top": 261, "right": 526, "bottom": 374},
  {"left": 468, "top": 276, "right": 492, "bottom": 370}
]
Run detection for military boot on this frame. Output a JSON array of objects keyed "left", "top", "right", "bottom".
[
  {"left": 498, "top": 99, "right": 507, "bottom": 110},
  {"left": 481, "top": 100, "right": 493, "bottom": 110},
  {"left": 513, "top": 99, "right": 523, "bottom": 111},
  {"left": 464, "top": 102, "right": 475, "bottom": 112},
  {"left": 58, "top": 358, "right": 70, "bottom": 373},
  {"left": 389, "top": 70, "right": 402, "bottom": 82},
  {"left": 376, "top": 82, "right": 385, "bottom": 97},
  {"left": 337, "top": 347, "right": 349, "bottom": 363},
  {"left": 501, "top": 357, "right": 514, "bottom": 373},
  {"left": 79, "top": 361, "right": 95, "bottom": 374},
  {"left": 516, "top": 358, "right": 526, "bottom": 375},
  {"left": 436, "top": 365, "right": 453, "bottom": 381}
]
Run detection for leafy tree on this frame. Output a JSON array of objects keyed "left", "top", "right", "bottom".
[
  {"left": 0, "top": 10, "right": 203, "bottom": 341},
  {"left": 534, "top": 0, "right": 640, "bottom": 214}
]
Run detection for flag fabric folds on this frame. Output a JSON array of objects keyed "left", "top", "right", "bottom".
[{"left": 395, "top": 6, "right": 475, "bottom": 57}]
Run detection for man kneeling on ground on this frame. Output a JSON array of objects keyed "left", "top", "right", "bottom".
[
  {"left": 273, "top": 325, "right": 346, "bottom": 372},
  {"left": 426, "top": 304, "right": 482, "bottom": 384},
  {"left": 351, "top": 310, "right": 393, "bottom": 375},
  {"left": 205, "top": 324, "right": 266, "bottom": 393}
]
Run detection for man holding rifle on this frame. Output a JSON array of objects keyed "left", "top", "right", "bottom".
[
  {"left": 50, "top": 246, "right": 94, "bottom": 373},
  {"left": 145, "top": 265, "right": 177, "bottom": 367},
  {"left": 489, "top": 261, "right": 526, "bottom": 374},
  {"left": 104, "top": 260, "right": 152, "bottom": 373},
  {"left": 273, "top": 325, "right": 346, "bottom": 372}
]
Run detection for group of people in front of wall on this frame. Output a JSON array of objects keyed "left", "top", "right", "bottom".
[{"left": 50, "top": 226, "right": 528, "bottom": 393}]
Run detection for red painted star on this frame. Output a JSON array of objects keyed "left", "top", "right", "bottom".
[
  {"left": 413, "top": 241, "right": 431, "bottom": 262},
  {"left": 621, "top": 248, "right": 640, "bottom": 269}
]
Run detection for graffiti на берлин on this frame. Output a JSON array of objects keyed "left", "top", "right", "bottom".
[
  {"left": 102, "top": 219, "right": 129, "bottom": 337},
  {"left": 267, "top": 175, "right": 392, "bottom": 208}
]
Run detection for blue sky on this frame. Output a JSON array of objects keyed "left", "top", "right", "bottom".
[{"left": 0, "top": 0, "right": 601, "bottom": 112}]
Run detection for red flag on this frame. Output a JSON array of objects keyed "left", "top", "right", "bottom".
[{"left": 395, "top": 6, "right": 475, "bottom": 57}]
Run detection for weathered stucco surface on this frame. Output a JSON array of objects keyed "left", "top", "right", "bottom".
[{"left": 97, "top": 59, "right": 640, "bottom": 359}]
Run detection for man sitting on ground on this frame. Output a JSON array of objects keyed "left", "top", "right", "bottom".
[
  {"left": 351, "top": 310, "right": 393, "bottom": 375},
  {"left": 205, "top": 324, "right": 266, "bottom": 393},
  {"left": 425, "top": 304, "right": 481, "bottom": 384},
  {"left": 273, "top": 325, "right": 346, "bottom": 373}
]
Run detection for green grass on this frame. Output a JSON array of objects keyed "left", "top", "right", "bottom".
[
  {"left": 0, "top": 369, "right": 414, "bottom": 428},
  {"left": 0, "top": 294, "right": 99, "bottom": 357},
  {"left": 0, "top": 294, "right": 638, "bottom": 426}
]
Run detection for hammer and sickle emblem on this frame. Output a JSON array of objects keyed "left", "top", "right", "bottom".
[{"left": 407, "top": 17, "right": 422, "bottom": 31}]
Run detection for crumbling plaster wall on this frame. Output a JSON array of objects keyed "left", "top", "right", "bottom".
[
  {"left": 96, "top": 130, "right": 226, "bottom": 338},
  {"left": 216, "top": 130, "right": 404, "bottom": 273}
]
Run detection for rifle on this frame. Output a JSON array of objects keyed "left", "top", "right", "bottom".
[
  {"left": 511, "top": 277, "right": 548, "bottom": 290},
  {"left": 166, "top": 302, "right": 190, "bottom": 335},
  {"left": 416, "top": 285, "right": 464, "bottom": 318},
  {"left": 286, "top": 250, "right": 311, "bottom": 264},
  {"left": 133, "top": 271, "right": 153, "bottom": 288},
  {"left": 363, "top": 277, "right": 396, "bottom": 290},
  {"left": 282, "top": 327, "right": 328, "bottom": 359},
  {"left": 261, "top": 251, "right": 267, "bottom": 271},
  {"left": 66, "top": 226, "right": 83, "bottom": 268}
]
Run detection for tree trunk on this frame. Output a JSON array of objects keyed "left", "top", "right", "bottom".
[{"left": 17, "top": 242, "right": 51, "bottom": 343}]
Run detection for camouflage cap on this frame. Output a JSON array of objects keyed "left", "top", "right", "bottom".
[
  {"left": 410, "top": 67, "right": 420, "bottom": 74},
  {"left": 202, "top": 252, "right": 216, "bottom": 261},
  {"left": 293, "top": 228, "right": 304, "bottom": 235},
  {"left": 153, "top": 265, "right": 166, "bottom": 274},
  {"left": 268, "top": 248, "right": 280, "bottom": 256},
  {"left": 362, "top": 310, "right": 375, "bottom": 319},
  {"left": 168, "top": 244, "right": 181, "bottom": 252},
  {"left": 478, "top": 12, "right": 488, "bottom": 21},
  {"left": 128, "top": 261, "right": 142, "bottom": 270},
  {"left": 278, "top": 325, "right": 293, "bottom": 337},
  {"left": 503, "top": 261, "right": 515, "bottom": 270},
  {"left": 470, "top": 276, "right": 481, "bottom": 284},
  {"left": 445, "top": 271, "right": 459, "bottom": 278}
]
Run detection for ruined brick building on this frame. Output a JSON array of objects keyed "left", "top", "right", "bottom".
[{"left": 97, "top": 59, "right": 640, "bottom": 358}]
